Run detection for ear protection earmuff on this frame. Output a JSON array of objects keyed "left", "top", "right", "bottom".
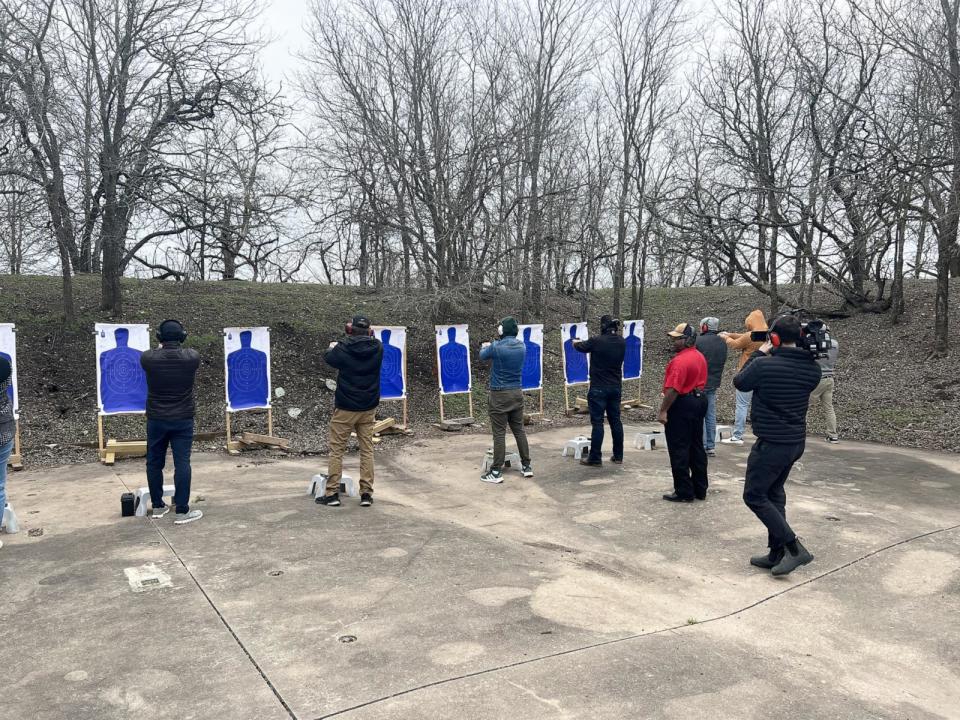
[
  {"left": 497, "top": 324, "right": 504, "bottom": 337},
  {"left": 701, "top": 323, "right": 708, "bottom": 334},
  {"left": 769, "top": 332, "right": 781, "bottom": 347},
  {"left": 346, "top": 323, "right": 374, "bottom": 336},
  {"left": 156, "top": 319, "right": 187, "bottom": 343}
]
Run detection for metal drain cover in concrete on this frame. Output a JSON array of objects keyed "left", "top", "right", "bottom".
[{"left": 124, "top": 563, "right": 173, "bottom": 593}]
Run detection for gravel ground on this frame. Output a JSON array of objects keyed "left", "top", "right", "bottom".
[{"left": 2, "top": 274, "right": 956, "bottom": 467}]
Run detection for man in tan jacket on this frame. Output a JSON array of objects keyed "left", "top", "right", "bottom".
[{"left": 719, "top": 309, "right": 767, "bottom": 444}]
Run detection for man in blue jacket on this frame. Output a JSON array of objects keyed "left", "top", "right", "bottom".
[
  {"left": 734, "top": 314, "right": 821, "bottom": 576},
  {"left": 479, "top": 317, "right": 533, "bottom": 483}
]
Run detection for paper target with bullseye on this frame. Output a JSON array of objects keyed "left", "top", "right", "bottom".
[
  {"left": 435, "top": 324, "right": 471, "bottom": 395},
  {"left": 95, "top": 323, "right": 149, "bottom": 414},
  {"left": 224, "top": 327, "right": 272, "bottom": 411}
]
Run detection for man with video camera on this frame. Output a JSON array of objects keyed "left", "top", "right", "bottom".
[
  {"left": 734, "top": 314, "right": 822, "bottom": 576},
  {"left": 317, "top": 315, "right": 383, "bottom": 508}
]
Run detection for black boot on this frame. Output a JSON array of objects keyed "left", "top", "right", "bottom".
[
  {"left": 772, "top": 540, "right": 813, "bottom": 576},
  {"left": 750, "top": 547, "right": 785, "bottom": 569}
]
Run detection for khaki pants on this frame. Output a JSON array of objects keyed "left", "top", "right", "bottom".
[
  {"left": 809, "top": 377, "right": 837, "bottom": 438},
  {"left": 325, "top": 408, "right": 376, "bottom": 496},
  {"left": 488, "top": 389, "right": 530, "bottom": 471}
]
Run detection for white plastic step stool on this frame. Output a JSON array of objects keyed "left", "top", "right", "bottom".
[
  {"left": 634, "top": 431, "right": 666, "bottom": 451},
  {"left": 135, "top": 485, "right": 175, "bottom": 517},
  {"left": 481, "top": 449, "right": 521, "bottom": 474},
  {"left": 715, "top": 424, "right": 733, "bottom": 442},
  {"left": 309, "top": 473, "right": 357, "bottom": 499},
  {"left": 562, "top": 436, "right": 591, "bottom": 460},
  {"left": 2, "top": 502, "right": 19, "bottom": 534}
]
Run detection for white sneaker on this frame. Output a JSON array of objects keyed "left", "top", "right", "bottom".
[
  {"left": 721, "top": 437, "right": 744, "bottom": 445},
  {"left": 174, "top": 509, "right": 203, "bottom": 525}
]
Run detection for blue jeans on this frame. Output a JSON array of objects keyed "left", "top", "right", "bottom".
[
  {"left": 146, "top": 418, "right": 194, "bottom": 513},
  {"left": 0, "top": 438, "right": 12, "bottom": 519},
  {"left": 734, "top": 389, "right": 753, "bottom": 440},
  {"left": 587, "top": 386, "right": 623, "bottom": 462},
  {"left": 702, "top": 389, "right": 718, "bottom": 450}
]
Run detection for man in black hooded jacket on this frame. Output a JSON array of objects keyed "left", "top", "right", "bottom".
[
  {"left": 734, "top": 314, "right": 821, "bottom": 576},
  {"left": 318, "top": 315, "right": 383, "bottom": 508}
]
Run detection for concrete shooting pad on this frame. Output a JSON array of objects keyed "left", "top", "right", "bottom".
[{"left": 1, "top": 426, "right": 958, "bottom": 719}]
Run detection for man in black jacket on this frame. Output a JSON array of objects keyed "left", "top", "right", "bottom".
[
  {"left": 574, "top": 315, "right": 626, "bottom": 467},
  {"left": 695, "top": 317, "right": 728, "bottom": 457},
  {"left": 140, "top": 320, "right": 202, "bottom": 524},
  {"left": 734, "top": 315, "right": 821, "bottom": 576},
  {"left": 318, "top": 315, "right": 384, "bottom": 507}
]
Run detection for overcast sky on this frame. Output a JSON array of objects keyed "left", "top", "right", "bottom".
[{"left": 259, "top": 0, "right": 313, "bottom": 90}]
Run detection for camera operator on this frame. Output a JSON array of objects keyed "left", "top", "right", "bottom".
[
  {"left": 659, "top": 323, "right": 709, "bottom": 502},
  {"left": 734, "top": 314, "right": 821, "bottom": 576},
  {"left": 574, "top": 315, "right": 626, "bottom": 467},
  {"left": 140, "top": 320, "right": 202, "bottom": 525},
  {"left": 809, "top": 330, "right": 840, "bottom": 443},
  {"left": 317, "top": 315, "right": 383, "bottom": 508},
  {"left": 478, "top": 317, "right": 533, "bottom": 483}
]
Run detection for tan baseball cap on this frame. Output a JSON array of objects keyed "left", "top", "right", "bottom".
[{"left": 667, "top": 323, "right": 694, "bottom": 338}]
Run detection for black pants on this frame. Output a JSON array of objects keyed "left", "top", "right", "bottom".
[
  {"left": 146, "top": 418, "right": 194, "bottom": 513},
  {"left": 664, "top": 393, "right": 708, "bottom": 499},
  {"left": 743, "top": 438, "right": 805, "bottom": 549},
  {"left": 587, "top": 385, "right": 623, "bottom": 462}
]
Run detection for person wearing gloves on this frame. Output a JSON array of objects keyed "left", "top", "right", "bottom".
[
  {"left": 719, "top": 309, "right": 767, "bottom": 444},
  {"left": 478, "top": 317, "right": 533, "bottom": 483}
]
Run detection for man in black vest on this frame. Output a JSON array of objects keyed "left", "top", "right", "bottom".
[
  {"left": 734, "top": 314, "right": 821, "bottom": 575},
  {"left": 140, "top": 320, "right": 202, "bottom": 524},
  {"left": 694, "top": 317, "right": 727, "bottom": 456}
]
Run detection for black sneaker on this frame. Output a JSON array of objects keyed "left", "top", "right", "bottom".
[
  {"left": 480, "top": 469, "right": 504, "bottom": 484},
  {"left": 750, "top": 547, "right": 785, "bottom": 569},
  {"left": 316, "top": 492, "right": 341, "bottom": 506},
  {"left": 610, "top": 457, "right": 623, "bottom": 465},
  {"left": 580, "top": 458, "right": 602, "bottom": 467},
  {"left": 360, "top": 493, "right": 373, "bottom": 507},
  {"left": 662, "top": 492, "right": 694, "bottom": 503},
  {"left": 772, "top": 540, "right": 814, "bottom": 576},
  {"left": 521, "top": 464, "right": 534, "bottom": 478}
]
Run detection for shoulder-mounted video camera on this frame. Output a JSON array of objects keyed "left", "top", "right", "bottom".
[{"left": 750, "top": 309, "right": 832, "bottom": 359}]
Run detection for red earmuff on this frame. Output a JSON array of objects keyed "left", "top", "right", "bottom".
[
  {"left": 770, "top": 332, "right": 781, "bottom": 347},
  {"left": 701, "top": 324, "right": 708, "bottom": 334}
]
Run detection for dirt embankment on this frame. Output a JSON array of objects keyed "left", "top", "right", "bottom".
[{"left": 2, "top": 274, "right": 956, "bottom": 466}]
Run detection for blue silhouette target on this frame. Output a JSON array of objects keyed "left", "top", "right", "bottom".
[
  {"left": 519, "top": 324, "right": 544, "bottom": 391},
  {"left": 436, "top": 325, "right": 471, "bottom": 395},
  {"left": 562, "top": 322, "right": 589, "bottom": 385},
  {"left": 622, "top": 319, "right": 644, "bottom": 380},
  {"left": 96, "top": 323, "right": 149, "bottom": 414},
  {"left": 224, "top": 327, "right": 271, "bottom": 411},
  {"left": 374, "top": 326, "right": 406, "bottom": 399},
  {"left": 0, "top": 323, "right": 18, "bottom": 414}
]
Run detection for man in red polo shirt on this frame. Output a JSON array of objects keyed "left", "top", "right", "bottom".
[{"left": 658, "top": 323, "right": 709, "bottom": 503}]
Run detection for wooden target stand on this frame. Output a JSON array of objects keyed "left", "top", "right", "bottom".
[
  {"left": 98, "top": 412, "right": 147, "bottom": 465},
  {"left": 225, "top": 406, "right": 289, "bottom": 455},
  {"left": 437, "top": 390, "right": 475, "bottom": 431},
  {"left": 524, "top": 387, "right": 545, "bottom": 423},
  {"left": 564, "top": 382, "right": 589, "bottom": 416},
  {"left": 7, "top": 420, "right": 23, "bottom": 470}
]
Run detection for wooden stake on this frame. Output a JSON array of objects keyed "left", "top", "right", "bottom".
[
  {"left": 97, "top": 414, "right": 105, "bottom": 456},
  {"left": 267, "top": 407, "right": 274, "bottom": 437},
  {"left": 8, "top": 420, "right": 23, "bottom": 470}
]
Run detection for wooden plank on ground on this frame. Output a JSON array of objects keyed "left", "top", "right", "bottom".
[
  {"left": 240, "top": 432, "right": 291, "bottom": 449},
  {"left": 372, "top": 418, "right": 396, "bottom": 434},
  {"left": 8, "top": 454, "right": 23, "bottom": 470},
  {"left": 433, "top": 421, "right": 464, "bottom": 432},
  {"left": 105, "top": 439, "right": 147, "bottom": 456}
]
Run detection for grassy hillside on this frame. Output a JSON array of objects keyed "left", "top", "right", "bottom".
[{"left": 1, "top": 274, "right": 957, "bottom": 465}]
